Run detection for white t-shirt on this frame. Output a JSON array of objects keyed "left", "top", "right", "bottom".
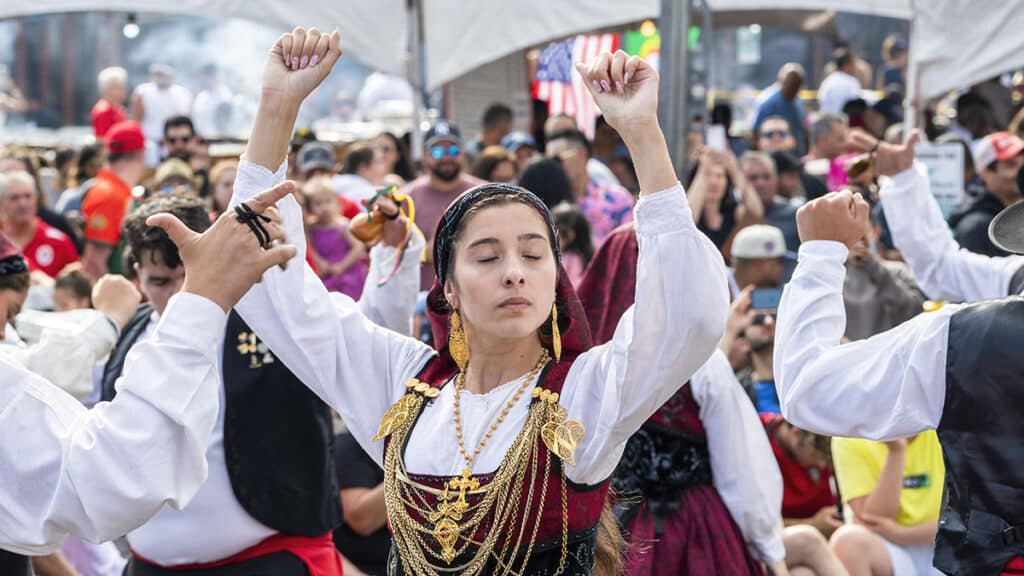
[
  {"left": 817, "top": 70, "right": 862, "bottom": 115},
  {"left": 134, "top": 82, "right": 194, "bottom": 142}
]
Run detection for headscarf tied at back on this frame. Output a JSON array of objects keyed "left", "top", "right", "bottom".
[
  {"left": 0, "top": 233, "right": 28, "bottom": 276},
  {"left": 427, "top": 183, "right": 591, "bottom": 369}
]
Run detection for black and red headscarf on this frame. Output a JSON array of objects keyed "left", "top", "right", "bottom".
[{"left": 426, "top": 183, "right": 592, "bottom": 366}]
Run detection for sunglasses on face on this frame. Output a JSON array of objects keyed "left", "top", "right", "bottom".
[
  {"left": 761, "top": 130, "right": 791, "bottom": 139},
  {"left": 430, "top": 144, "right": 461, "bottom": 159},
  {"left": 751, "top": 313, "right": 776, "bottom": 326},
  {"left": 166, "top": 136, "right": 192, "bottom": 144}
]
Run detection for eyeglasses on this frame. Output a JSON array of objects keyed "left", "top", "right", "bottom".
[
  {"left": 430, "top": 144, "right": 461, "bottom": 159},
  {"left": 751, "top": 313, "right": 776, "bottom": 326},
  {"left": 761, "top": 130, "right": 791, "bottom": 139}
]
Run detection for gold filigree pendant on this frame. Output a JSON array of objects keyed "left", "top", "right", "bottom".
[
  {"left": 374, "top": 393, "right": 418, "bottom": 441},
  {"left": 541, "top": 405, "right": 585, "bottom": 466}
]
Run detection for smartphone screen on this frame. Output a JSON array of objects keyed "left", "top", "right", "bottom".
[
  {"left": 751, "top": 287, "right": 783, "bottom": 310},
  {"left": 705, "top": 124, "right": 727, "bottom": 152}
]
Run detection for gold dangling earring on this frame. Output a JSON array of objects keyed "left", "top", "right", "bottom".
[
  {"left": 449, "top": 310, "right": 469, "bottom": 372},
  {"left": 550, "top": 304, "right": 562, "bottom": 362}
]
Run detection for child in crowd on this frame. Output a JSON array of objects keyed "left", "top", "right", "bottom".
[
  {"left": 831, "top": 432, "right": 944, "bottom": 575},
  {"left": 303, "top": 176, "right": 367, "bottom": 300},
  {"left": 53, "top": 267, "right": 92, "bottom": 311},
  {"left": 552, "top": 202, "right": 594, "bottom": 286}
]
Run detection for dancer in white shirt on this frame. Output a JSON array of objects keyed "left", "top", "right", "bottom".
[
  {"left": 775, "top": 132, "right": 1024, "bottom": 575},
  {"left": 0, "top": 183, "right": 296, "bottom": 575}
]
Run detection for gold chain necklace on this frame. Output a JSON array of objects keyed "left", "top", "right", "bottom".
[{"left": 430, "top": 350, "right": 550, "bottom": 563}]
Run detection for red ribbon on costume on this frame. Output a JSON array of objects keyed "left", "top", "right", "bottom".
[{"left": 131, "top": 532, "right": 343, "bottom": 576}]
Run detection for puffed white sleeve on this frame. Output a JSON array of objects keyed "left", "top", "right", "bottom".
[
  {"left": 691, "top": 349, "right": 785, "bottom": 566},
  {"left": 775, "top": 240, "right": 954, "bottom": 440},
  {"left": 0, "top": 293, "right": 225, "bottom": 554},
  {"left": 231, "top": 158, "right": 434, "bottom": 461},
  {"left": 879, "top": 162, "right": 1024, "bottom": 301},
  {"left": 560, "top": 183, "right": 730, "bottom": 485}
]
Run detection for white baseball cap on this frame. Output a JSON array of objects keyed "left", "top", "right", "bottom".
[{"left": 731, "top": 225, "right": 786, "bottom": 259}]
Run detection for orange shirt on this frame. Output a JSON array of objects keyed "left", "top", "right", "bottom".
[{"left": 82, "top": 168, "right": 133, "bottom": 246}]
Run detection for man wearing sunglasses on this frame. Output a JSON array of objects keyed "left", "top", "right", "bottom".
[
  {"left": 162, "top": 115, "right": 196, "bottom": 163},
  {"left": 402, "top": 120, "right": 484, "bottom": 289},
  {"left": 757, "top": 116, "right": 798, "bottom": 154}
]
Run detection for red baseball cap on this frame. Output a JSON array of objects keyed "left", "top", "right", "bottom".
[
  {"left": 973, "top": 131, "right": 1024, "bottom": 168},
  {"left": 105, "top": 121, "right": 146, "bottom": 154}
]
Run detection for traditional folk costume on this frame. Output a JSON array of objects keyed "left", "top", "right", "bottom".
[
  {"left": 103, "top": 160, "right": 424, "bottom": 576},
  {"left": 777, "top": 162, "right": 1024, "bottom": 575},
  {"left": 0, "top": 238, "right": 226, "bottom": 575},
  {"left": 578, "top": 225, "right": 784, "bottom": 575},
  {"left": 231, "top": 160, "right": 729, "bottom": 574}
]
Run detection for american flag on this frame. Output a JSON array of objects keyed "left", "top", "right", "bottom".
[{"left": 533, "top": 34, "right": 620, "bottom": 139}]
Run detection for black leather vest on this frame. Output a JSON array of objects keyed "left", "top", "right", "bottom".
[
  {"left": 936, "top": 298, "right": 1024, "bottom": 575},
  {"left": 101, "top": 308, "right": 341, "bottom": 536}
]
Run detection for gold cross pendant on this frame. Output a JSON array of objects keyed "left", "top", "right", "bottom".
[{"left": 429, "top": 467, "right": 479, "bottom": 564}]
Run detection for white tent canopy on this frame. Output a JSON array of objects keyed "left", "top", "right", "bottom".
[
  {"left": 2, "top": 0, "right": 1019, "bottom": 100},
  {"left": 3, "top": 0, "right": 911, "bottom": 91}
]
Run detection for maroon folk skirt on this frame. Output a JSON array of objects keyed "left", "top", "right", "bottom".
[{"left": 622, "top": 484, "right": 763, "bottom": 576}]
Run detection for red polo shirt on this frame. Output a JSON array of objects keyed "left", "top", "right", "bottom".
[{"left": 23, "top": 218, "right": 79, "bottom": 278}]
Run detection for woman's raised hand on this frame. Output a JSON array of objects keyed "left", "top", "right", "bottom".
[
  {"left": 261, "top": 27, "right": 343, "bottom": 105},
  {"left": 575, "top": 51, "right": 659, "bottom": 136}
]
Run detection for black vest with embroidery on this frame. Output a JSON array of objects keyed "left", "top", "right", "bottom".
[
  {"left": 936, "top": 298, "right": 1024, "bottom": 575},
  {"left": 384, "top": 357, "right": 609, "bottom": 576},
  {"left": 102, "top": 309, "right": 340, "bottom": 536}
]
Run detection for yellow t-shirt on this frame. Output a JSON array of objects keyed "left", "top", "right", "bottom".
[{"left": 831, "top": 431, "right": 944, "bottom": 527}]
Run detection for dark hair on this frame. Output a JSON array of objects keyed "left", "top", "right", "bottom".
[
  {"left": 552, "top": 203, "right": 594, "bottom": 266},
  {"left": 470, "top": 146, "right": 516, "bottom": 181},
  {"left": 832, "top": 47, "right": 854, "bottom": 70},
  {"left": 546, "top": 128, "right": 592, "bottom": 158},
  {"left": 482, "top": 103, "right": 514, "bottom": 129},
  {"left": 438, "top": 185, "right": 559, "bottom": 284},
  {"left": 123, "top": 194, "right": 210, "bottom": 270},
  {"left": 343, "top": 143, "right": 375, "bottom": 175},
  {"left": 55, "top": 269, "right": 93, "bottom": 303},
  {"left": 54, "top": 147, "right": 76, "bottom": 173},
  {"left": 76, "top": 144, "right": 102, "bottom": 179},
  {"left": 710, "top": 102, "right": 733, "bottom": 128},
  {"left": 0, "top": 270, "right": 30, "bottom": 293},
  {"left": 163, "top": 115, "right": 195, "bottom": 139},
  {"left": 377, "top": 132, "right": 416, "bottom": 181},
  {"left": 518, "top": 157, "right": 573, "bottom": 208}
]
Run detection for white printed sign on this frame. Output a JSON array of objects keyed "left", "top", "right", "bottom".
[{"left": 915, "top": 143, "right": 965, "bottom": 219}]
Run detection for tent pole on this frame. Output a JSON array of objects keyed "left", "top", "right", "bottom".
[
  {"left": 903, "top": 0, "right": 918, "bottom": 140},
  {"left": 408, "top": 0, "right": 425, "bottom": 159},
  {"left": 658, "top": 0, "right": 691, "bottom": 178}
]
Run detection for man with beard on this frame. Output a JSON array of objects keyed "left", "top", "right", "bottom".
[
  {"left": 162, "top": 116, "right": 196, "bottom": 163},
  {"left": 403, "top": 120, "right": 484, "bottom": 289}
]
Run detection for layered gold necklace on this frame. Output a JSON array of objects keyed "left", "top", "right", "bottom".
[{"left": 376, "top": 350, "right": 586, "bottom": 576}]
